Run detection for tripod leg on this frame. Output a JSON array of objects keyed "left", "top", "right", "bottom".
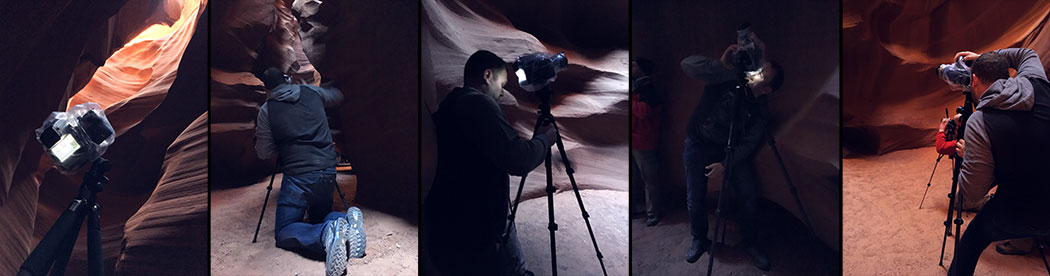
[
  {"left": 940, "top": 157, "right": 961, "bottom": 266},
  {"left": 1037, "top": 236, "right": 1050, "bottom": 275},
  {"left": 544, "top": 147, "right": 558, "bottom": 276},
  {"left": 502, "top": 170, "right": 529, "bottom": 246},
  {"left": 708, "top": 150, "right": 735, "bottom": 276},
  {"left": 253, "top": 172, "right": 277, "bottom": 243},
  {"left": 920, "top": 155, "right": 942, "bottom": 209},
  {"left": 18, "top": 207, "right": 84, "bottom": 275},
  {"left": 333, "top": 179, "right": 350, "bottom": 210},
  {"left": 766, "top": 136, "right": 813, "bottom": 230},
  {"left": 87, "top": 204, "right": 103, "bottom": 276},
  {"left": 51, "top": 210, "right": 86, "bottom": 276},
  {"left": 550, "top": 121, "right": 608, "bottom": 276}
]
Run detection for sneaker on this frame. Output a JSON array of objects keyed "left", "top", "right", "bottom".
[
  {"left": 323, "top": 217, "right": 349, "bottom": 276},
  {"left": 996, "top": 240, "right": 1032, "bottom": 256},
  {"left": 646, "top": 216, "right": 660, "bottom": 227},
  {"left": 345, "top": 207, "right": 366, "bottom": 258},
  {"left": 685, "top": 238, "right": 711, "bottom": 263},
  {"left": 744, "top": 245, "right": 771, "bottom": 271}
]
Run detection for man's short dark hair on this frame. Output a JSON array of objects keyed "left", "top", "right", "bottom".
[
  {"left": 972, "top": 52, "right": 1010, "bottom": 84},
  {"left": 261, "top": 67, "right": 287, "bottom": 90},
  {"left": 768, "top": 61, "right": 785, "bottom": 92},
  {"left": 633, "top": 58, "right": 655, "bottom": 75},
  {"left": 463, "top": 50, "right": 506, "bottom": 84}
]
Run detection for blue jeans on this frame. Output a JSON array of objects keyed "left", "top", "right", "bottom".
[
  {"left": 274, "top": 167, "right": 345, "bottom": 254},
  {"left": 683, "top": 137, "right": 761, "bottom": 244}
]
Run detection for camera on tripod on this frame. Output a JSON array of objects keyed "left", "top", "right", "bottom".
[
  {"left": 35, "top": 102, "right": 115, "bottom": 173},
  {"left": 504, "top": 51, "right": 609, "bottom": 276},
  {"left": 20, "top": 102, "right": 115, "bottom": 276},
  {"left": 938, "top": 57, "right": 973, "bottom": 91},
  {"left": 734, "top": 23, "right": 764, "bottom": 73},
  {"left": 513, "top": 52, "right": 568, "bottom": 93}
]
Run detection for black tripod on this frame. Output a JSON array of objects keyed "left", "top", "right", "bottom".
[
  {"left": 252, "top": 164, "right": 352, "bottom": 243},
  {"left": 706, "top": 69, "right": 812, "bottom": 276},
  {"left": 18, "top": 158, "right": 110, "bottom": 276},
  {"left": 919, "top": 154, "right": 945, "bottom": 209},
  {"left": 939, "top": 92, "right": 974, "bottom": 267},
  {"left": 920, "top": 109, "right": 955, "bottom": 209},
  {"left": 501, "top": 86, "right": 608, "bottom": 276}
]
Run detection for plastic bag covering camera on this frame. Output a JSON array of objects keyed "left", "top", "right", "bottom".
[
  {"left": 736, "top": 24, "right": 764, "bottom": 73},
  {"left": 514, "top": 52, "right": 568, "bottom": 92},
  {"left": 938, "top": 57, "right": 972, "bottom": 91},
  {"left": 35, "top": 102, "right": 115, "bottom": 174}
]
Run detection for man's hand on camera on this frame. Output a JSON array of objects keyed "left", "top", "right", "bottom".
[
  {"left": 721, "top": 44, "right": 741, "bottom": 71},
  {"left": 535, "top": 123, "right": 557, "bottom": 147},
  {"left": 750, "top": 32, "right": 766, "bottom": 59},
  {"left": 956, "top": 139, "right": 965, "bottom": 156},
  {"left": 939, "top": 118, "right": 951, "bottom": 132},
  {"left": 954, "top": 51, "right": 980, "bottom": 62}
]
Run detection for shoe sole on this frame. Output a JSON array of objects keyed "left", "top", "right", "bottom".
[
  {"left": 346, "top": 207, "right": 366, "bottom": 258},
  {"left": 326, "top": 218, "right": 349, "bottom": 276}
]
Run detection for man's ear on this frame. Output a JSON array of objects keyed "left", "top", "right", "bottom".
[{"left": 482, "top": 68, "right": 493, "bottom": 84}]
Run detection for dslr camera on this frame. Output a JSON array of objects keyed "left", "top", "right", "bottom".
[{"left": 937, "top": 57, "right": 972, "bottom": 91}]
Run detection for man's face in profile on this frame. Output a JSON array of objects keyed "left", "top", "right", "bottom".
[
  {"left": 484, "top": 68, "right": 508, "bottom": 100},
  {"left": 748, "top": 61, "right": 776, "bottom": 97}
]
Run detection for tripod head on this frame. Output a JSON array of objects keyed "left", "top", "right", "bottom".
[{"left": 79, "top": 158, "right": 111, "bottom": 199}]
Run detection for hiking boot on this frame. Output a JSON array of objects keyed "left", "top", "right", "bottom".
[
  {"left": 744, "top": 245, "right": 771, "bottom": 271},
  {"left": 996, "top": 240, "right": 1033, "bottom": 256},
  {"left": 345, "top": 207, "right": 367, "bottom": 258},
  {"left": 323, "top": 217, "right": 350, "bottom": 276},
  {"left": 686, "top": 238, "right": 711, "bottom": 263}
]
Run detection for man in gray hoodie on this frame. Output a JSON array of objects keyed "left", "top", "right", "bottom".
[
  {"left": 947, "top": 48, "right": 1050, "bottom": 276},
  {"left": 254, "top": 67, "right": 364, "bottom": 276}
]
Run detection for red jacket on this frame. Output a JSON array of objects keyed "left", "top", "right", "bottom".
[
  {"left": 632, "top": 96, "right": 661, "bottom": 150},
  {"left": 935, "top": 131, "right": 957, "bottom": 156}
]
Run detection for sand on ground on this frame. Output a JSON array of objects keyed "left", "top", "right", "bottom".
[
  {"left": 631, "top": 194, "right": 839, "bottom": 275},
  {"left": 844, "top": 146, "right": 1048, "bottom": 275},
  {"left": 210, "top": 173, "right": 418, "bottom": 275}
]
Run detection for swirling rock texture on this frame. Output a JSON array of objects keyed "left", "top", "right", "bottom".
[
  {"left": 843, "top": 0, "right": 1050, "bottom": 155},
  {"left": 0, "top": 0, "right": 208, "bottom": 274},
  {"left": 422, "top": 0, "right": 629, "bottom": 275},
  {"left": 632, "top": 1, "right": 841, "bottom": 274}
]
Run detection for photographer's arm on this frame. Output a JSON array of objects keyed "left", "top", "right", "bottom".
[
  {"left": 681, "top": 51, "right": 739, "bottom": 85},
  {"left": 456, "top": 93, "right": 550, "bottom": 176},
  {"left": 309, "top": 84, "right": 345, "bottom": 108},
  {"left": 992, "top": 48, "right": 1047, "bottom": 82},
  {"left": 935, "top": 118, "right": 959, "bottom": 156},
  {"left": 957, "top": 111, "right": 996, "bottom": 208},
  {"left": 254, "top": 103, "right": 277, "bottom": 159}
]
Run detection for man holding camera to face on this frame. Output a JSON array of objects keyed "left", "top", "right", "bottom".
[
  {"left": 678, "top": 29, "right": 784, "bottom": 271},
  {"left": 945, "top": 48, "right": 1050, "bottom": 276},
  {"left": 424, "top": 50, "right": 556, "bottom": 276}
]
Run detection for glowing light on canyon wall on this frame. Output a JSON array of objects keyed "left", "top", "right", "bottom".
[{"left": 68, "top": 0, "right": 206, "bottom": 135}]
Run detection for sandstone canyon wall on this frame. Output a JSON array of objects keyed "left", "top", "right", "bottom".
[
  {"left": 0, "top": 0, "right": 208, "bottom": 274},
  {"left": 843, "top": 0, "right": 1050, "bottom": 155}
]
